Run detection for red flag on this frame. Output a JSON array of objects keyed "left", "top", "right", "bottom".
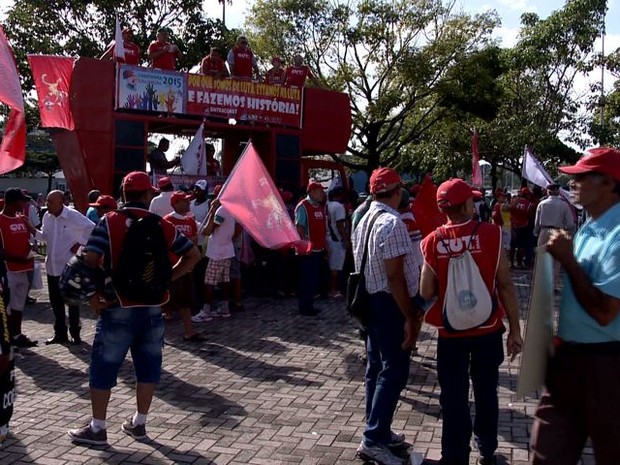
[
  {"left": 28, "top": 55, "right": 75, "bottom": 130},
  {"left": 0, "top": 25, "right": 26, "bottom": 174},
  {"left": 219, "top": 142, "right": 306, "bottom": 249},
  {"left": 471, "top": 128, "right": 483, "bottom": 187},
  {"left": 412, "top": 175, "right": 446, "bottom": 238}
]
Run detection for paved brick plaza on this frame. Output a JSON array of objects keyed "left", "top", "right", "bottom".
[{"left": 2, "top": 269, "right": 594, "bottom": 465}]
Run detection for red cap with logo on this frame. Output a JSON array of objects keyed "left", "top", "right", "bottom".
[
  {"left": 369, "top": 167, "right": 401, "bottom": 194},
  {"left": 89, "top": 195, "right": 117, "bottom": 209},
  {"left": 170, "top": 191, "right": 192, "bottom": 206},
  {"left": 306, "top": 182, "right": 324, "bottom": 193},
  {"left": 436, "top": 178, "right": 473, "bottom": 208},
  {"left": 559, "top": 147, "right": 620, "bottom": 181},
  {"left": 122, "top": 171, "right": 156, "bottom": 192}
]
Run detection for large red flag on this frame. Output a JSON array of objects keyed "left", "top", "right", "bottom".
[
  {"left": 218, "top": 142, "right": 305, "bottom": 249},
  {"left": 471, "top": 128, "right": 483, "bottom": 187},
  {"left": 0, "top": 25, "right": 26, "bottom": 174},
  {"left": 412, "top": 174, "right": 446, "bottom": 238},
  {"left": 28, "top": 55, "right": 75, "bottom": 130}
]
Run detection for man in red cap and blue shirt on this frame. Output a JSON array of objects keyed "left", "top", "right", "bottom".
[
  {"left": 420, "top": 178, "right": 522, "bottom": 465},
  {"left": 294, "top": 182, "right": 327, "bottom": 316},
  {"left": 530, "top": 147, "right": 620, "bottom": 465},
  {"left": 352, "top": 167, "right": 423, "bottom": 465}
]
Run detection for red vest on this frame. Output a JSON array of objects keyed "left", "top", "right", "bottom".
[
  {"left": 0, "top": 214, "right": 33, "bottom": 272},
  {"left": 421, "top": 220, "right": 505, "bottom": 338},
  {"left": 163, "top": 213, "right": 197, "bottom": 263},
  {"left": 297, "top": 199, "right": 326, "bottom": 251},
  {"left": 265, "top": 68, "right": 285, "bottom": 85},
  {"left": 106, "top": 208, "right": 177, "bottom": 307},
  {"left": 285, "top": 65, "right": 309, "bottom": 87},
  {"left": 201, "top": 56, "right": 226, "bottom": 76},
  {"left": 232, "top": 48, "right": 254, "bottom": 78}
]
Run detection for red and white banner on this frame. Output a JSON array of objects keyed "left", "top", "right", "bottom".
[
  {"left": 471, "top": 128, "right": 483, "bottom": 187},
  {"left": 218, "top": 142, "right": 305, "bottom": 249},
  {"left": 412, "top": 175, "right": 447, "bottom": 238},
  {"left": 186, "top": 74, "right": 303, "bottom": 128},
  {"left": 28, "top": 55, "right": 75, "bottom": 130},
  {"left": 0, "top": 25, "right": 26, "bottom": 174}
]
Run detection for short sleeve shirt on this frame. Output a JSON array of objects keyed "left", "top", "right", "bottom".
[{"left": 558, "top": 202, "right": 620, "bottom": 342}]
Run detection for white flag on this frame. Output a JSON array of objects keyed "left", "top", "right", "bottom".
[
  {"left": 181, "top": 123, "right": 206, "bottom": 176},
  {"left": 522, "top": 146, "right": 553, "bottom": 188},
  {"left": 114, "top": 14, "right": 125, "bottom": 61}
]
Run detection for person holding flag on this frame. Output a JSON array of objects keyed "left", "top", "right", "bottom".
[{"left": 101, "top": 27, "right": 141, "bottom": 65}]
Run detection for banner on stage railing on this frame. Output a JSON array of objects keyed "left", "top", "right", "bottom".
[
  {"left": 186, "top": 74, "right": 303, "bottom": 128},
  {"left": 116, "top": 64, "right": 186, "bottom": 114},
  {"left": 153, "top": 173, "right": 226, "bottom": 193}
]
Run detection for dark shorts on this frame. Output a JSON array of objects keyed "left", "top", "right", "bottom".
[
  {"left": 89, "top": 306, "right": 164, "bottom": 390},
  {"left": 167, "top": 273, "right": 195, "bottom": 309},
  {"left": 514, "top": 226, "right": 529, "bottom": 248}
]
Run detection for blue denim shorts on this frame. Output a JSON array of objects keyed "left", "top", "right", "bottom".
[{"left": 89, "top": 306, "right": 164, "bottom": 390}]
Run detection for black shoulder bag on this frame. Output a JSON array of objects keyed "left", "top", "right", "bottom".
[{"left": 346, "top": 210, "right": 385, "bottom": 328}]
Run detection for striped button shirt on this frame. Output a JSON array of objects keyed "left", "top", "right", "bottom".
[{"left": 352, "top": 201, "right": 419, "bottom": 296}]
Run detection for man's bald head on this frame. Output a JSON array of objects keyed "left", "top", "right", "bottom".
[{"left": 46, "top": 190, "right": 65, "bottom": 216}]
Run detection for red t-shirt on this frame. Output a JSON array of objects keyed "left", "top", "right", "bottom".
[
  {"left": 284, "top": 65, "right": 309, "bottom": 87},
  {"left": 148, "top": 41, "right": 177, "bottom": 70},
  {"left": 201, "top": 56, "right": 226, "bottom": 76},
  {"left": 510, "top": 197, "right": 531, "bottom": 229},
  {"left": 163, "top": 213, "right": 198, "bottom": 263},
  {"left": 118, "top": 41, "right": 141, "bottom": 65},
  {"left": 231, "top": 47, "right": 254, "bottom": 78},
  {"left": 0, "top": 214, "right": 34, "bottom": 272},
  {"left": 265, "top": 68, "right": 286, "bottom": 85},
  {"left": 421, "top": 220, "right": 505, "bottom": 338}
]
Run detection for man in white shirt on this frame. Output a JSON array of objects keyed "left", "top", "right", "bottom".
[
  {"left": 326, "top": 187, "right": 350, "bottom": 298},
  {"left": 30, "top": 190, "right": 95, "bottom": 344},
  {"left": 148, "top": 177, "right": 174, "bottom": 217},
  {"left": 192, "top": 186, "right": 236, "bottom": 321}
]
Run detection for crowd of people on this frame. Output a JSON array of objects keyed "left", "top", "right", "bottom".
[
  {"left": 0, "top": 147, "right": 618, "bottom": 465},
  {"left": 101, "top": 26, "right": 318, "bottom": 87}
]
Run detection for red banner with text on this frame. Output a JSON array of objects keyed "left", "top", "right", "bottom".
[{"left": 186, "top": 74, "right": 303, "bottom": 128}]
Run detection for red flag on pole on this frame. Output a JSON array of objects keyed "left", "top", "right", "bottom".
[
  {"left": 28, "top": 55, "right": 75, "bottom": 130},
  {"left": 412, "top": 174, "right": 446, "bottom": 238},
  {"left": 218, "top": 141, "right": 307, "bottom": 249},
  {"left": 0, "top": 25, "right": 26, "bottom": 174},
  {"left": 471, "top": 128, "right": 483, "bottom": 187}
]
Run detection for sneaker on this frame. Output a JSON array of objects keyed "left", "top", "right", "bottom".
[
  {"left": 191, "top": 311, "right": 212, "bottom": 323},
  {"left": 356, "top": 441, "right": 406, "bottom": 465},
  {"left": 13, "top": 334, "right": 38, "bottom": 348},
  {"left": 213, "top": 307, "right": 231, "bottom": 318},
  {"left": 68, "top": 424, "right": 107, "bottom": 446},
  {"left": 388, "top": 431, "right": 406, "bottom": 447},
  {"left": 121, "top": 420, "right": 147, "bottom": 440}
]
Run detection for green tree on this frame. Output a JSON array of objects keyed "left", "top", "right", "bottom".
[
  {"left": 246, "top": 0, "right": 499, "bottom": 173},
  {"left": 13, "top": 131, "right": 61, "bottom": 193}
]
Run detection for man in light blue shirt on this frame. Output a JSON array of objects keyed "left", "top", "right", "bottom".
[{"left": 530, "top": 147, "right": 620, "bottom": 465}]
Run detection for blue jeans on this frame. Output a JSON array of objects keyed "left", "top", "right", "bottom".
[
  {"left": 363, "top": 292, "right": 411, "bottom": 445},
  {"left": 89, "top": 306, "right": 164, "bottom": 390},
  {"left": 298, "top": 252, "right": 323, "bottom": 313},
  {"left": 437, "top": 330, "right": 504, "bottom": 463}
]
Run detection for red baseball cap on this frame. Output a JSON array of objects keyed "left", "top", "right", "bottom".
[
  {"left": 281, "top": 191, "right": 293, "bottom": 203},
  {"left": 436, "top": 178, "right": 473, "bottom": 208},
  {"left": 559, "top": 147, "right": 620, "bottom": 181},
  {"left": 519, "top": 187, "right": 532, "bottom": 196},
  {"left": 170, "top": 191, "right": 192, "bottom": 206},
  {"left": 306, "top": 182, "right": 324, "bottom": 193},
  {"left": 122, "top": 171, "right": 156, "bottom": 193},
  {"left": 89, "top": 195, "right": 117, "bottom": 209},
  {"left": 370, "top": 167, "right": 401, "bottom": 194},
  {"left": 495, "top": 188, "right": 506, "bottom": 198},
  {"left": 158, "top": 177, "right": 173, "bottom": 189},
  {"left": 473, "top": 190, "right": 483, "bottom": 200}
]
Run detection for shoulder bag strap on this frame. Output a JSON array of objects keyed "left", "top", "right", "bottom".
[{"left": 359, "top": 210, "right": 385, "bottom": 274}]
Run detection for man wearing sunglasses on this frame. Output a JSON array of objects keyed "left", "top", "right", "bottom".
[{"left": 530, "top": 147, "right": 620, "bottom": 465}]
